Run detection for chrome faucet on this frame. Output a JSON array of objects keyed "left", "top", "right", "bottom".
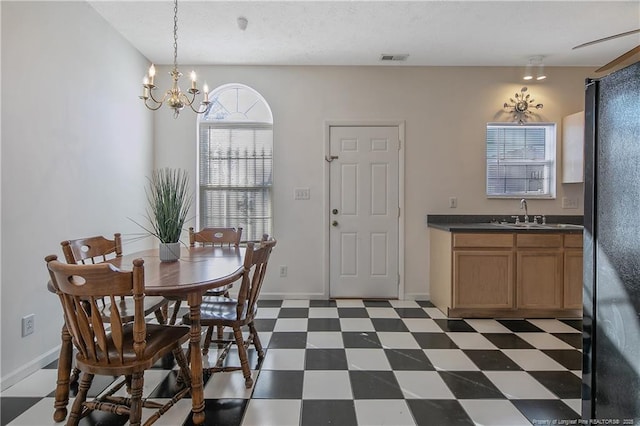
[{"left": 520, "top": 198, "right": 529, "bottom": 224}]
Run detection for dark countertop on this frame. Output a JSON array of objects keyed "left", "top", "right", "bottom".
[{"left": 427, "top": 214, "right": 584, "bottom": 234}]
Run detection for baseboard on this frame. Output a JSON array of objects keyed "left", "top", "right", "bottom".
[
  {"left": 259, "top": 292, "right": 431, "bottom": 301},
  {"left": 1, "top": 346, "right": 60, "bottom": 391},
  {"left": 403, "top": 292, "right": 430, "bottom": 301}
]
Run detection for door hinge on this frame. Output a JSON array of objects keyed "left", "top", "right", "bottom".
[
  {"left": 398, "top": 207, "right": 401, "bottom": 218},
  {"left": 398, "top": 274, "right": 401, "bottom": 285},
  {"left": 398, "top": 139, "right": 402, "bottom": 150}
]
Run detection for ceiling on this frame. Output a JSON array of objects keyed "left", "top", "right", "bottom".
[{"left": 88, "top": 1, "right": 640, "bottom": 70}]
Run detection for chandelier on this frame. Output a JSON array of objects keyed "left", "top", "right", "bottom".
[{"left": 139, "top": 0, "right": 210, "bottom": 118}]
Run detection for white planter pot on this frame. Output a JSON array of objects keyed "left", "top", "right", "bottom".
[{"left": 159, "top": 242, "right": 181, "bottom": 262}]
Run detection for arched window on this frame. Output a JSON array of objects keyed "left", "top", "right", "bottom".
[{"left": 197, "top": 84, "right": 273, "bottom": 241}]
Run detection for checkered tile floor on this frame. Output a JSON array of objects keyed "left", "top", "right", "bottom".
[{"left": 1, "top": 299, "right": 583, "bottom": 425}]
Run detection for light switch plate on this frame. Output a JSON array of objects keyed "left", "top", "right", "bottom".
[{"left": 294, "top": 188, "right": 310, "bottom": 200}]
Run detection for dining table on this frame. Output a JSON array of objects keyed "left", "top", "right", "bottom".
[{"left": 52, "top": 245, "right": 246, "bottom": 425}]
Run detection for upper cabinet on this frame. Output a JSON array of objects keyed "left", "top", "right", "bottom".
[{"left": 562, "top": 111, "right": 585, "bottom": 183}]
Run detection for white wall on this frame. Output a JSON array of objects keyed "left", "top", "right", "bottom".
[
  {"left": 153, "top": 65, "right": 589, "bottom": 300},
  {"left": 1, "top": 2, "right": 154, "bottom": 388}
]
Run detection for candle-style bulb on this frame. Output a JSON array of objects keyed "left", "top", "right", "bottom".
[
  {"left": 190, "top": 70, "right": 197, "bottom": 90},
  {"left": 148, "top": 64, "right": 156, "bottom": 86},
  {"left": 203, "top": 82, "right": 209, "bottom": 102}
]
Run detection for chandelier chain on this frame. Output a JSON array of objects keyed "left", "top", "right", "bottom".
[{"left": 173, "top": 0, "right": 178, "bottom": 71}]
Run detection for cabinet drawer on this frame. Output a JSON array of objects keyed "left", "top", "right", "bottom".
[
  {"left": 564, "top": 234, "right": 583, "bottom": 248},
  {"left": 453, "top": 233, "right": 514, "bottom": 248},
  {"left": 516, "top": 234, "right": 563, "bottom": 248}
]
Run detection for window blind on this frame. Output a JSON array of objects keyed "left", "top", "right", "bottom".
[
  {"left": 199, "top": 126, "right": 273, "bottom": 241},
  {"left": 486, "top": 124, "right": 555, "bottom": 197}
]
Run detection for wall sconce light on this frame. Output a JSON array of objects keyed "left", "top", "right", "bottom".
[
  {"left": 523, "top": 56, "right": 546, "bottom": 81},
  {"left": 503, "top": 86, "right": 544, "bottom": 124}
]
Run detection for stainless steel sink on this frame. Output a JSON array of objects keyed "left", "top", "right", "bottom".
[{"left": 492, "top": 222, "right": 582, "bottom": 230}]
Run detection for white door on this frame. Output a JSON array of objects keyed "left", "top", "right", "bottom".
[{"left": 329, "top": 126, "right": 400, "bottom": 298}]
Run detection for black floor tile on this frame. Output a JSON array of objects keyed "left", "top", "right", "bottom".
[
  {"left": 1, "top": 397, "right": 43, "bottom": 425},
  {"left": 438, "top": 371, "right": 505, "bottom": 399},
  {"left": 559, "top": 319, "right": 582, "bottom": 331},
  {"left": 301, "top": 400, "right": 357, "bottom": 426},
  {"left": 370, "top": 318, "right": 409, "bottom": 332},
  {"left": 349, "top": 370, "right": 404, "bottom": 399},
  {"left": 182, "top": 399, "right": 248, "bottom": 426},
  {"left": 498, "top": 320, "right": 544, "bottom": 332},
  {"left": 258, "top": 299, "right": 283, "bottom": 307},
  {"left": 251, "top": 370, "right": 304, "bottom": 399},
  {"left": 341, "top": 331, "right": 382, "bottom": 348},
  {"left": 384, "top": 349, "right": 435, "bottom": 371},
  {"left": 512, "top": 399, "right": 580, "bottom": 424},
  {"left": 363, "top": 300, "right": 392, "bottom": 307},
  {"left": 482, "top": 333, "right": 536, "bottom": 349},
  {"left": 463, "top": 350, "right": 523, "bottom": 370},
  {"left": 267, "top": 332, "right": 307, "bottom": 348},
  {"left": 337, "top": 308, "right": 369, "bottom": 318},
  {"left": 309, "top": 300, "right": 337, "bottom": 307},
  {"left": 253, "top": 318, "right": 277, "bottom": 332},
  {"left": 542, "top": 349, "right": 583, "bottom": 370},
  {"left": 528, "top": 371, "right": 582, "bottom": 399},
  {"left": 415, "top": 300, "right": 435, "bottom": 308},
  {"left": 278, "top": 307, "right": 310, "bottom": 318},
  {"left": 408, "top": 399, "right": 475, "bottom": 425},
  {"left": 394, "top": 307, "right": 430, "bottom": 318},
  {"left": 434, "top": 319, "right": 476, "bottom": 332},
  {"left": 412, "top": 332, "right": 459, "bottom": 349},
  {"left": 305, "top": 348, "right": 348, "bottom": 370},
  {"left": 552, "top": 333, "right": 583, "bottom": 349},
  {"left": 307, "top": 318, "right": 341, "bottom": 331},
  {"left": 78, "top": 409, "right": 129, "bottom": 426},
  {"left": 148, "top": 370, "right": 189, "bottom": 398}
]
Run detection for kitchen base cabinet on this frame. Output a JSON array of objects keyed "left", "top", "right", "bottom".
[{"left": 429, "top": 228, "right": 582, "bottom": 318}]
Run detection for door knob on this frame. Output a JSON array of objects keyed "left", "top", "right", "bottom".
[{"left": 332, "top": 220, "right": 339, "bottom": 227}]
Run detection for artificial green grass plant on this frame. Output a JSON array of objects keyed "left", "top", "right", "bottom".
[{"left": 145, "top": 168, "right": 193, "bottom": 243}]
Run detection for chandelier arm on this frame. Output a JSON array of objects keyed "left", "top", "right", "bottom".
[
  {"left": 144, "top": 99, "right": 165, "bottom": 111},
  {"left": 147, "top": 89, "right": 170, "bottom": 106}
]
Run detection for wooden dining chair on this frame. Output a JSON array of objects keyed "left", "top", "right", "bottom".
[
  {"left": 45, "top": 255, "right": 192, "bottom": 426},
  {"left": 61, "top": 233, "right": 169, "bottom": 324},
  {"left": 166, "top": 227, "right": 243, "bottom": 327},
  {"left": 182, "top": 237, "right": 276, "bottom": 388}
]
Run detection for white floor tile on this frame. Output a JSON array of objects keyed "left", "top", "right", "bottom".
[
  {"left": 465, "top": 319, "right": 513, "bottom": 333},
  {"left": 355, "top": 399, "right": 416, "bottom": 426},
  {"left": 527, "top": 319, "right": 581, "bottom": 334},
  {"left": 423, "top": 307, "right": 447, "bottom": 319},
  {"left": 460, "top": 399, "right": 531, "bottom": 426},
  {"left": 308, "top": 307, "right": 339, "bottom": 318},
  {"left": 242, "top": 399, "right": 302, "bottom": 426},
  {"left": 394, "top": 371, "right": 455, "bottom": 399},
  {"left": 423, "top": 349, "right": 480, "bottom": 371},
  {"left": 335, "top": 299, "right": 365, "bottom": 307},
  {"left": 484, "top": 371, "right": 557, "bottom": 399},
  {"left": 281, "top": 300, "right": 310, "bottom": 307},
  {"left": 306, "top": 331, "right": 344, "bottom": 348},
  {"left": 502, "top": 349, "right": 567, "bottom": 371},
  {"left": 346, "top": 348, "right": 392, "bottom": 371},
  {"left": 339, "top": 318, "right": 375, "bottom": 332},
  {"left": 377, "top": 332, "right": 421, "bottom": 349},
  {"left": 5, "top": 397, "right": 65, "bottom": 425},
  {"left": 446, "top": 332, "right": 498, "bottom": 349},
  {"left": 366, "top": 307, "right": 400, "bottom": 318},
  {"left": 261, "top": 348, "right": 306, "bottom": 370},
  {"left": 203, "top": 370, "right": 256, "bottom": 398},
  {"left": 142, "top": 398, "right": 194, "bottom": 426},
  {"left": 389, "top": 300, "right": 420, "bottom": 308},
  {"left": 401, "top": 318, "right": 442, "bottom": 332},
  {"left": 563, "top": 399, "right": 582, "bottom": 414},
  {"left": 273, "top": 318, "right": 308, "bottom": 332},
  {"left": 108, "top": 369, "right": 172, "bottom": 397},
  {"left": 255, "top": 307, "right": 281, "bottom": 319},
  {"left": 302, "top": 370, "right": 353, "bottom": 399},
  {"left": 517, "top": 333, "right": 575, "bottom": 349},
  {"left": 1, "top": 370, "right": 59, "bottom": 397}
]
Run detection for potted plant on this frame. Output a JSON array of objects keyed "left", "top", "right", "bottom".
[{"left": 145, "top": 168, "right": 193, "bottom": 262}]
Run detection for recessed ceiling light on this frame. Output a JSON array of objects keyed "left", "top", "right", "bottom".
[{"left": 380, "top": 54, "right": 409, "bottom": 62}]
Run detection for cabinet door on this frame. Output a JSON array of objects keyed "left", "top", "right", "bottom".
[
  {"left": 564, "top": 249, "right": 583, "bottom": 309},
  {"left": 517, "top": 250, "right": 563, "bottom": 309},
  {"left": 453, "top": 250, "right": 514, "bottom": 309}
]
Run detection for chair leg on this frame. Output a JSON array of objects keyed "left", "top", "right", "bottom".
[
  {"left": 173, "top": 346, "right": 192, "bottom": 390},
  {"left": 249, "top": 322, "right": 265, "bottom": 359},
  {"left": 232, "top": 326, "right": 253, "bottom": 388},
  {"left": 68, "top": 373, "right": 93, "bottom": 426},
  {"left": 202, "top": 326, "right": 214, "bottom": 356},
  {"left": 217, "top": 325, "right": 225, "bottom": 341},
  {"left": 169, "top": 300, "right": 182, "bottom": 325},
  {"left": 154, "top": 308, "right": 167, "bottom": 325},
  {"left": 54, "top": 324, "right": 72, "bottom": 422},
  {"left": 128, "top": 371, "right": 144, "bottom": 426}
]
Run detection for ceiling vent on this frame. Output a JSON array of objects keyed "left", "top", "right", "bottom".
[{"left": 380, "top": 54, "right": 410, "bottom": 62}]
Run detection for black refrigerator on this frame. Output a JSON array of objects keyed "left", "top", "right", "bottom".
[{"left": 583, "top": 61, "right": 640, "bottom": 421}]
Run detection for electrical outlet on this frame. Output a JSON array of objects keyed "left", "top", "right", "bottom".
[
  {"left": 294, "top": 188, "right": 310, "bottom": 200},
  {"left": 562, "top": 197, "right": 579, "bottom": 209},
  {"left": 449, "top": 197, "right": 458, "bottom": 208},
  {"left": 279, "top": 265, "right": 288, "bottom": 277},
  {"left": 22, "top": 314, "right": 35, "bottom": 337}
]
